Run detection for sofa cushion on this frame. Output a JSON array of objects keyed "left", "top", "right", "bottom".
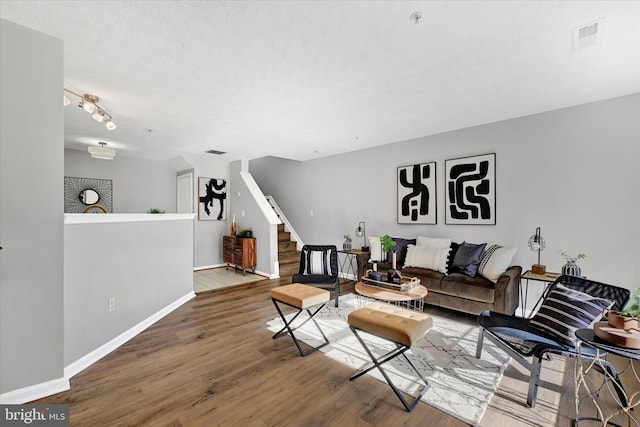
[
  {"left": 404, "top": 245, "right": 450, "bottom": 274},
  {"left": 401, "top": 267, "right": 445, "bottom": 291},
  {"left": 530, "top": 284, "right": 613, "bottom": 346},
  {"left": 478, "top": 244, "right": 517, "bottom": 282},
  {"left": 451, "top": 241, "right": 486, "bottom": 277},
  {"left": 441, "top": 273, "right": 495, "bottom": 303},
  {"left": 416, "top": 236, "right": 452, "bottom": 249},
  {"left": 385, "top": 237, "right": 416, "bottom": 267}
]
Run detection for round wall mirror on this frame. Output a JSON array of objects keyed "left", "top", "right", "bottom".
[{"left": 79, "top": 189, "right": 100, "bottom": 205}]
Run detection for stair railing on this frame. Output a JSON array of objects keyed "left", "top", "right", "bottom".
[{"left": 265, "top": 196, "right": 304, "bottom": 251}]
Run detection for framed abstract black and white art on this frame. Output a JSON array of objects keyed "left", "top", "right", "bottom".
[
  {"left": 445, "top": 153, "right": 496, "bottom": 225},
  {"left": 198, "top": 177, "right": 227, "bottom": 221},
  {"left": 397, "top": 162, "right": 437, "bottom": 224}
]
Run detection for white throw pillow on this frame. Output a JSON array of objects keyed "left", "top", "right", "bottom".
[
  {"left": 416, "top": 236, "right": 452, "bottom": 249},
  {"left": 404, "top": 245, "right": 450, "bottom": 274},
  {"left": 368, "top": 236, "right": 382, "bottom": 261},
  {"left": 478, "top": 244, "right": 517, "bottom": 282}
]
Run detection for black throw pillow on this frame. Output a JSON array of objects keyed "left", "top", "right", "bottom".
[
  {"left": 386, "top": 237, "right": 416, "bottom": 267},
  {"left": 451, "top": 241, "right": 486, "bottom": 277}
]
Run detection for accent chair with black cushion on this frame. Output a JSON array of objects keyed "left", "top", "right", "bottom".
[
  {"left": 475, "top": 275, "right": 631, "bottom": 407},
  {"left": 292, "top": 245, "right": 341, "bottom": 307}
]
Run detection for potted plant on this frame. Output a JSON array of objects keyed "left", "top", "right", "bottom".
[
  {"left": 237, "top": 228, "right": 253, "bottom": 238},
  {"left": 559, "top": 250, "right": 586, "bottom": 277},
  {"left": 147, "top": 208, "right": 165, "bottom": 214},
  {"left": 606, "top": 287, "right": 640, "bottom": 330},
  {"left": 380, "top": 235, "right": 397, "bottom": 262},
  {"left": 343, "top": 234, "right": 352, "bottom": 251}
]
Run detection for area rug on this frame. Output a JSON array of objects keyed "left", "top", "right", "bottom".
[{"left": 267, "top": 294, "right": 510, "bottom": 426}]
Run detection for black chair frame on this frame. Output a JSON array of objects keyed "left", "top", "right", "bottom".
[
  {"left": 271, "top": 297, "right": 329, "bottom": 357},
  {"left": 476, "top": 275, "right": 631, "bottom": 408},
  {"left": 349, "top": 325, "right": 430, "bottom": 412},
  {"left": 292, "top": 245, "right": 341, "bottom": 307}
]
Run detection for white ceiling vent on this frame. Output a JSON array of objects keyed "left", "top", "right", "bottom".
[{"left": 573, "top": 18, "right": 605, "bottom": 51}]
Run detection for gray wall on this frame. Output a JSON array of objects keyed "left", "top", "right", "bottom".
[
  {"left": 0, "top": 19, "right": 65, "bottom": 393},
  {"left": 64, "top": 217, "right": 194, "bottom": 365},
  {"left": 180, "top": 154, "right": 230, "bottom": 268},
  {"left": 65, "top": 149, "right": 177, "bottom": 213},
  {"left": 251, "top": 94, "right": 640, "bottom": 292}
]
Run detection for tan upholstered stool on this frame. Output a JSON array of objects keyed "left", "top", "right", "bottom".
[
  {"left": 270, "top": 284, "right": 330, "bottom": 356},
  {"left": 348, "top": 302, "right": 433, "bottom": 412}
]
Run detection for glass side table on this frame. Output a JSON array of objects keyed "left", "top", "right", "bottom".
[{"left": 574, "top": 328, "right": 640, "bottom": 427}]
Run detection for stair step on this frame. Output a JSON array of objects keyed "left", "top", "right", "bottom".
[
  {"left": 278, "top": 240, "right": 297, "bottom": 252},
  {"left": 278, "top": 231, "right": 291, "bottom": 241},
  {"left": 279, "top": 250, "right": 300, "bottom": 264},
  {"left": 278, "top": 223, "right": 285, "bottom": 232}
]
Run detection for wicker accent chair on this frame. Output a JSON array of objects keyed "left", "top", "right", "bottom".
[
  {"left": 476, "top": 275, "right": 631, "bottom": 407},
  {"left": 292, "top": 245, "right": 341, "bottom": 307}
]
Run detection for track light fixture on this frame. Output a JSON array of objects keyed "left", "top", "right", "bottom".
[{"left": 63, "top": 88, "right": 117, "bottom": 131}]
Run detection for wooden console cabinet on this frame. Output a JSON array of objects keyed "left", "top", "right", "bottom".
[{"left": 223, "top": 236, "right": 256, "bottom": 276}]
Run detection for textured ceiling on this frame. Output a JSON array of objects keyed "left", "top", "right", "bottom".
[{"left": 1, "top": 1, "right": 638, "bottom": 161}]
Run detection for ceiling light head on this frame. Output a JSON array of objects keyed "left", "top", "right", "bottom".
[
  {"left": 88, "top": 142, "right": 116, "bottom": 160},
  {"left": 92, "top": 110, "right": 105, "bottom": 123},
  {"left": 105, "top": 120, "right": 117, "bottom": 130},
  {"left": 63, "top": 95, "right": 71, "bottom": 106},
  {"left": 82, "top": 100, "right": 95, "bottom": 114}
]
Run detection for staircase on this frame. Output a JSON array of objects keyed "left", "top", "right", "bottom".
[{"left": 278, "top": 223, "right": 300, "bottom": 278}]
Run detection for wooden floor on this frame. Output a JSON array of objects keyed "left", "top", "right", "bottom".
[{"left": 34, "top": 277, "right": 637, "bottom": 426}]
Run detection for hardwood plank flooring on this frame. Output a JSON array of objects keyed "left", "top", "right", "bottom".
[{"left": 33, "top": 278, "right": 637, "bottom": 426}]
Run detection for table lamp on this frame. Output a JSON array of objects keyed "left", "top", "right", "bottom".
[
  {"left": 355, "top": 221, "right": 369, "bottom": 252},
  {"left": 528, "top": 226, "right": 547, "bottom": 274}
]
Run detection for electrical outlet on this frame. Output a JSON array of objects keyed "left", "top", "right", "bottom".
[{"left": 108, "top": 297, "right": 116, "bottom": 312}]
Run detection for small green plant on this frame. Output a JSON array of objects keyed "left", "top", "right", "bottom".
[
  {"left": 343, "top": 234, "right": 352, "bottom": 242},
  {"left": 559, "top": 251, "right": 586, "bottom": 263},
  {"left": 147, "top": 208, "right": 165, "bottom": 214},
  {"left": 380, "top": 235, "right": 397, "bottom": 253},
  {"left": 237, "top": 228, "right": 253, "bottom": 238},
  {"left": 619, "top": 287, "right": 640, "bottom": 318}
]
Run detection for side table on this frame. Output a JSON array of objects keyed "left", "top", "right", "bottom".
[
  {"left": 337, "top": 249, "right": 368, "bottom": 285},
  {"left": 574, "top": 328, "right": 640, "bottom": 427},
  {"left": 519, "top": 270, "right": 561, "bottom": 317}
]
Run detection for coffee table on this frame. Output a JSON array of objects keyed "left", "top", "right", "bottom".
[{"left": 354, "top": 281, "right": 428, "bottom": 312}]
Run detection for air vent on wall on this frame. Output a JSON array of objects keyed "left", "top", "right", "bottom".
[
  {"left": 205, "top": 149, "right": 226, "bottom": 155},
  {"left": 573, "top": 17, "right": 605, "bottom": 51}
]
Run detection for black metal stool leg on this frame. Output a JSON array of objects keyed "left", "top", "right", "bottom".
[
  {"left": 349, "top": 326, "right": 430, "bottom": 412},
  {"left": 271, "top": 298, "right": 329, "bottom": 357}
]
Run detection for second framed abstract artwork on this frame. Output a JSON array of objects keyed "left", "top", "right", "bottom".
[
  {"left": 198, "top": 177, "right": 227, "bottom": 221},
  {"left": 397, "top": 162, "right": 437, "bottom": 224},
  {"left": 445, "top": 153, "right": 496, "bottom": 225}
]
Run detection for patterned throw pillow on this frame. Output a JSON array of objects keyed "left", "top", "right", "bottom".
[
  {"left": 478, "top": 244, "right": 517, "bottom": 282},
  {"left": 530, "top": 284, "right": 614, "bottom": 346},
  {"left": 303, "top": 249, "right": 332, "bottom": 275}
]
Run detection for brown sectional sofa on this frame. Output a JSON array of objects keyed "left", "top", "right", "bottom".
[{"left": 358, "top": 253, "right": 521, "bottom": 316}]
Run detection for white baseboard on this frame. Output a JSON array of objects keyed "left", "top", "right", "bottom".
[
  {"left": 64, "top": 291, "right": 196, "bottom": 379},
  {"left": 0, "top": 377, "right": 70, "bottom": 405},
  {"left": 194, "top": 264, "right": 225, "bottom": 271}
]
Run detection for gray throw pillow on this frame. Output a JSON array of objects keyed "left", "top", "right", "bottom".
[{"left": 451, "top": 241, "right": 486, "bottom": 277}]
